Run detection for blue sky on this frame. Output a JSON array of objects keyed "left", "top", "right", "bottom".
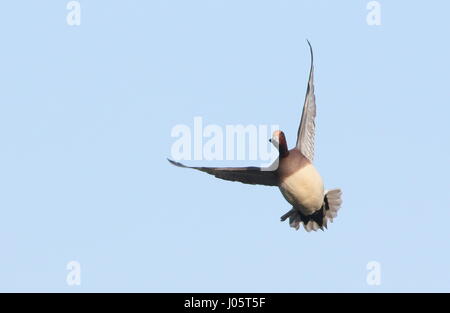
[{"left": 0, "top": 1, "right": 449, "bottom": 292}]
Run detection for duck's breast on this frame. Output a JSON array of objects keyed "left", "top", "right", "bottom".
[{"left": 278, "top": 152, "right": 324, "bottom": 215}]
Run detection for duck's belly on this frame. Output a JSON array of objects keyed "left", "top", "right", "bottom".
[{"left": 279, "top": 164, "right": 324, "bottom": 215}]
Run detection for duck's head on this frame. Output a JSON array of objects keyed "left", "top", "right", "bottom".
[{"left": 269, "top": 130, "right": 289, "bottom": 157}]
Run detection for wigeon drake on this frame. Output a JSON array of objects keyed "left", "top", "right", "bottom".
[{"left": 168, "top": 41, "right": 342, "bottom": 232}]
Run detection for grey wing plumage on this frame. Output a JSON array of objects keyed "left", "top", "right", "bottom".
[
  {"left": 168, "top": 159, "right": 278, "bottom": 186},
  {"left": 295, "top": 40, "right": 316, "bottom": 162}
]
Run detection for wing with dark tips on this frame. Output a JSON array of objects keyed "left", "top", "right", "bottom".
[{"left": 168, "top": 159, "right": 278, "bottom": 186}]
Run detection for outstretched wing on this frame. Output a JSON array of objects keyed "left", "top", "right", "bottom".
[
  {"left": 168, "top": 159, "right": 278, "bottom": 186},
  {"left": 295, "top": 40, "right": 316, "bottom": 162}
]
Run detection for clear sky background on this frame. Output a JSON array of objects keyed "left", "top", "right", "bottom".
[{"left": 0, "top": 1, "right": 449, "bottom": 292}]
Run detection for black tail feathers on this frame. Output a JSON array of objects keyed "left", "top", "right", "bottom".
[{"left": 280, "top": 189, "right": 342, "bottom": 232}]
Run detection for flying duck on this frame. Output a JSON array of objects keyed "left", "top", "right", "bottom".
[{"left": 168, "top": 41, "right": 342, "bottom": 232}]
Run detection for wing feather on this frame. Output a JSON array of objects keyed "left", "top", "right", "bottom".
[
  {"left": 295, "top": 40, "right": 316, "bottom": 162},
  {"left": 168, "top": 159, "right": 278, "bottom": 186}
]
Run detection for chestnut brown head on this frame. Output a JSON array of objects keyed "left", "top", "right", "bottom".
[{"left": 269, "top": 130, "right": 289, "bottom": 157}]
